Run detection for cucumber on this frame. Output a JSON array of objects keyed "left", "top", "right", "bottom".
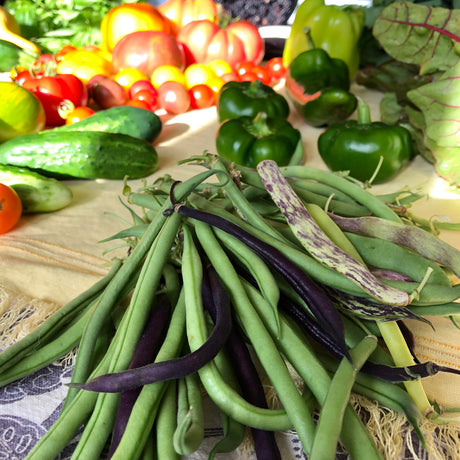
[
  {"left": 0, "top": 164, "right": 73, "bottom": 213},
  {"left": 0, "top": 39, "right": 22, "bottom": 72},
  {"left": 0, "top": 131, "right": 159, "bottom": 180},
  {"left": 50, "top": 106, "right": 162, "bottom": 142}
]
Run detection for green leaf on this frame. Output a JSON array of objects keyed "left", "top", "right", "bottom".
[
  {"left": 373, "top": 1, "right": 460, "bottom": 73},
  {"left": 407, "top": 61, "right": 460, "bottom": 149}
]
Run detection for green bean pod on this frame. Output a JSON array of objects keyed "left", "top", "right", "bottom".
[
  {"left": 194, "top": 220, "right": 317, "bottom": 454},
  {"left": 310, "top": 335, "right": 378, "bottom": 460},
  {"left": 173, "top": 373, "right": 204, "bottom": 455}
]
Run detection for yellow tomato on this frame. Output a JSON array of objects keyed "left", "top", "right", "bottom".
[
  {"left": 101, "top": 3, "right": 171, "bottom": 52},
  {"left": 114, "top": 68, "right": 149, "bottom": 93},
  {"left": 56, "top": 49, "right": 113, "bottom": 84},
  {"left": 184, "top": 63, "right": 217, "bottom": 89},
  {"left": 151, "top": 65, "right": 186, "bottom": 89},
  {"left": 207, "top": 75, "right": 225, "bottom": 94},
  {"left": 206, "top": 59, "right": 234, "bottom": 77}
]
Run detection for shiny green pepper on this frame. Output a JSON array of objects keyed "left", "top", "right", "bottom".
[
  {"left": 216, "top": 112, "right": 302, "bottom": 168},
  {"left": 283, "top": 0, "right": 365, "bottom": 78},
  {"left": 216, "top": 80, "right": 290, "bottom": 122},
  {"left": 286, "top": 48, "right": 357, "bottom": 127},
  {"left": 317, "top": 103, "right": 413, "bottom": 184}
]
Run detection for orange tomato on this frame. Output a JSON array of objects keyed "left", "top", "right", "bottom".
[
  {"left": 64, "top": 106, "right": 96, "bottom": 125},
  {"left": 101, "top": 3, "right": 171, "bottom": 51},
  {"left": 0, "top": 184, "right": 22, "bottom": 234},
  {"left": 158, "top": 0, "right": 219, "bottom": 35}
]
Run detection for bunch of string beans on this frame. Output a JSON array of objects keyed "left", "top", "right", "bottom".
[{"left": 1, "top": 152, "right": 460, "bottom": 460}]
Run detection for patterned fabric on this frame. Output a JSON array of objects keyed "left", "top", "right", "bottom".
[{"left": 215, "top": 0, "right": 297, "bottom": 26}]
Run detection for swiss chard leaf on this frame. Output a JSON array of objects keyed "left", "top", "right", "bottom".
[{"left": 373, "top": 1, "right": 460, "bottom": 74}]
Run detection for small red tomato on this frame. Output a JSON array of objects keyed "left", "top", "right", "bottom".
[
  {"left": 126, "top": 99, "right": 153, "bottom": 111},
  {"left": 157, "top": 81, "right": 190, "bottom": 114},
  {"left": 0, "top": 183, "right": 22, "bottom": 234},
  {"left": 65, "top": 106, "right": 95, "bottom": 125},
  {"left": 132, "top": 89, "right": 158, "bottom": 111},
  {"left": 235, "top": 61, "right": 255, "bottom": 77},
  {"left": 188, "top": 84, "right": 215, "bottom": 109},
  {"left": 239, "top": 71, "right": 258, "bottom": 82},
  {"left": 253, "top": 65, "right": 271, "bottom": 85},
  {"left": 220, "top": 72, "right": 240, "bottom": 83},
  {"left": 266, "top": 57, "right": 286, "bottom": 81},
  {"left": 128, "top": 79, "right": 158, "bottom": 100}
]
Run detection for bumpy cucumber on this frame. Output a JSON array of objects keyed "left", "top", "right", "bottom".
[
  {"left": 0, "top": 164, "right": 73, "bottom": 212},
  {"left": 0, "top": 131, "right": 159, "bottom": 180},
  {"left": 51, "top": 106, "right": 162, "bottom": 142}
]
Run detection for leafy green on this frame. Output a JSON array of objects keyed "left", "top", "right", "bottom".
[
  {"left": 358, "top": 1, "right": 460, "bottom": 188},
  {"left": 4, "top": 0, "right": 136, "bottom": 53}
]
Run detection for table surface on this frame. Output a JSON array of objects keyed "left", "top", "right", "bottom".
[{"left": 0, "top": 81, "right": 459, "bottom": 459}]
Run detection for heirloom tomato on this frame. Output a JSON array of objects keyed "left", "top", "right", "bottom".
[
  {"left": 158, "top": 0, "right": 219, "bottom": 35},
  {"left": 0, "top": 183, "right": 22, "bottom": 234},
  {"left": 177, "top": 19, "right": 264, "bottom": 68},
  {"left": 22, "top": 74, "right": 88, "bottom": 126},
  {"left": 55, "top": 48, "right": 113, "bottom": 84},
  {"left": 101, "top": 3, "right": 171, "bottom": 51},
  {"left": 112, "top": 31, "right": 186, "bottom": 78},
  {"left": 0, "top": 82, "right": 45, "bottom": 142}
]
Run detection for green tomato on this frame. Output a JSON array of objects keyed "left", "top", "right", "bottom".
[{"left": 0, "top": 82, "right": 46, "bottom": 143}]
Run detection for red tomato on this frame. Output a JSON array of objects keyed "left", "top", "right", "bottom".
[
  {"left": 266, "top": 57, "right": 286, "bottom": 81},
  {"left": 111, "top": 30, "right": 186, "bottom": 78},
  {"left": 11, "top": 69, "right": 34, "bottom": 86},
  {"left": 239, "top": 71, "right": 258, "bottom": 82},
  {"left": 253, "top": 65, "right": 271, "bottom": 85},
  {"left": 157, "top": 81, "right": 190, "bottom": 114},
  {"left": 0, "top": 183, "right": 22, "bottom": 234},
  {"left": 128, "top": 80, "right": 158, "bottom": 100},
  {"left": 188, "top": 84, "right": 215, "bottom": 109},
  {"left": 235, "top": 60, "right": 255, "bottom": 77},
  {"left": 132, "top": 89, "right": 158, "bottom": 111},
  {"left": 126, "top": 99, "right": 153, "bottom": 111},
  {"left": 177, "top": 19, "right": 264, "bottom": 68},
  {"left": 65, "top": 106, "right": 95, "bottom": 125},
  {"left": 22, "top": 74, "right": 88, "bottom": 126}
]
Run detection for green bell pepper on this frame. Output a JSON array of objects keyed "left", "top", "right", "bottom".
[
  {"left": 216, "top": 80, "right": 290, "bottom": 122},
  {"left": 283, "top": 0, "right": 365, "bottom": 78},
  {"left": 317, "top": 103, "right": 413, "bottom": 184},
  {"left": 216, "top": 112, "right": 302, "bottom": 168},
  {"left": 286, "top": 48, "right": 357, "bottom": 127}
]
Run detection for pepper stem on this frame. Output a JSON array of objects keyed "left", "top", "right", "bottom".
[
  {"left": 246, "top": 112, "right": 272, "bottom": 138},
  {"left": 357, "top": 103, "right": 372, "bottom": 124}
]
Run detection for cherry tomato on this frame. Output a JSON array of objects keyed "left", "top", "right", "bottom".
[
  {"left": 33, "top": 54, "right": 56, "bottom": 75},
  {"left": 64, "top": 106, "right": 96, "bottom": 125},
  {"left": 128, "top": 80, "right": 158, "bottom": 100},
  {"left": 188, "top": 84, "right": 215, "bottom": 109},
  {"left": 220, "top": 72, "right": 240, "bottom": 83},
  {"left": 132, "top": 89, "right": 158, "bottom": 111},
  {"left": 266, "top": 57, "right": 286, "bottom": 81},
  {"left": 22, "top": 74, "right": 88, "bottom": 126},
  {"left": 253, "top": 65, "right": 271, "bottom": 85},
  {"left": 183, "top": 63, "right": 215, "bottom": 89},
  {"left": 126, "top": 99, "right": 153, "bottom": 111},
  {"left": 0, "top": 183, "right": 22, "bottom": 234},
  {"left": 235, "top": 61, "right": 255, "bottom": 77},
  {"left": 113, "top": 68, "right": 150, "bottom": 94},
  {"left": 157, "top": 81, "right": 190, "bottom": 114},
  {"left": 206, "top": 59, "right": 234, "bottom": 77},
  {"left": 239, "top": 71, "right": 258, "bottom": 82},
  {"left": 151, "top": 65, "right": 186, "bottom": 89}
]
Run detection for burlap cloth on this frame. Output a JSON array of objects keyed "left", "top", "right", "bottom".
[{"left": 0, "top": 85, "right": 459, "bottom": 458}]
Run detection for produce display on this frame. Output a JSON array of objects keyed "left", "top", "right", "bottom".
[{"left": 0, "top": 0, "right": 459, "bottom": 458}]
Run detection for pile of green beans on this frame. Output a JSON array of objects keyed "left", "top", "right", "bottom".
[{"left": 1, "top": 152, "right": 460, "bottom": 460}]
